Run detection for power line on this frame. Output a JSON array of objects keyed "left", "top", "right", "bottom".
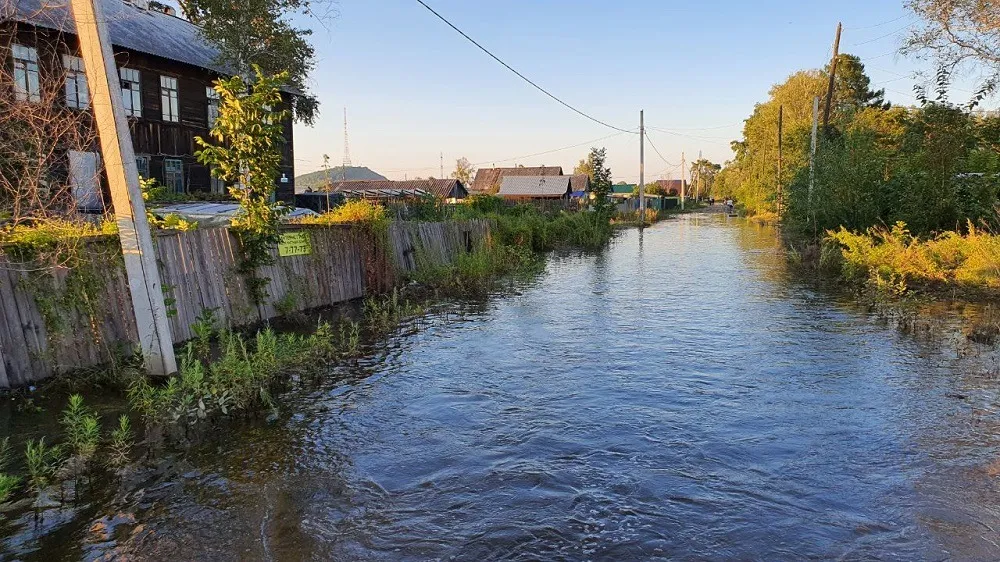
[
  {"left": 643, "top": 131, "right": 675, "bottom": 168},
  {"left": 845, "top": 23, "right": 914, "bottom": 47},
  {"left": 414, "top": 0, "right": 636, "bottom": 134},
  {"left": 844, "top": 14, "right": 912, "bottom": 31}
]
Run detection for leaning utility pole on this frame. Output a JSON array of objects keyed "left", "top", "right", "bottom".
[
  {"left": 639, "top": 110, "right": 645, "bottom": 220},
  {"left": 680, "top": 152, "right": 686, "bottom": 211},
  {"left": 777, "top": 106, "right": 784, "bottom": 216},
  {"left": 822, "top": 22, "right": 842, "bottom": 131},
  {"left": 70, "top": 0, "right": 176, "bottom": 376}
]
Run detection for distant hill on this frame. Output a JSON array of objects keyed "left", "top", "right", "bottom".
[{"left": 295, "top": 166, "right": 387, "bottom": 191}]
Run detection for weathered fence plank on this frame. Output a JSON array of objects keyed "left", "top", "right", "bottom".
[{"left": 0, "top": 219, "right": 489, "bottom": 388}]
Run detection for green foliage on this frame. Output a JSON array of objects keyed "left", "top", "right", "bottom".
[
  {"left": 298, "top": 199, "right": 388, "bottom": 231},
  {"left": 60, "top": 394, "right": 100, "bottom": 460},
  {"left": 107, "top": 415, "right": 134, "bottom": 469},
  {"left": 451, "top": 157, "right": 475, "bottom": 184},
  {"left": 191, "top": 308, "right": 218, "bottom": 362},
  {"left": 25, "top": 437, "right": 62, "bottom": 493},
  {"left": 0, "top": 438, "right": 18, "bottom": 503},
  {"left": 196, "top": 68, "right": 291, "bottom": 305},
  {"left": 825, "top": 221, "right": 1000, "bottom": 300},
  {"left": 584, "top": 147, "right": 614, "bottom": 215},
  {"left": 127, "top": 324, "right": 340, "bottom": 425},
  {"left": 179, "top": 0, "right": 319, "bottom": 123},
  {"left": 784, "top": 101, "right": 1000, "bottom": 238}
]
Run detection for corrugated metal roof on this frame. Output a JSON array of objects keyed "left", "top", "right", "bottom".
[
  {"left": 327, "top": 179, "right": 466, "bottom": 199},
  {"left": 470, "top": 166, "right": 564, "bottom": 193},
  {"left": 498, "top": 176, "right": 571, "bottom": 198},
  {"left": 152, "top": 202, "right": 317, "bottom": 227},
  {"left": 6, "top": 0, "right": 228, "bottom": 74}
]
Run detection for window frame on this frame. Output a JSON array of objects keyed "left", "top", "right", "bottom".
[
  {"left": 63, "top": 54, "right": 89, "bottom": 109},
  {"left": 12, "top": 44, "right": 41, "bottom": 103},
  {"left": 119, "top": 67, "right": 142, "bottom": 117},
  {"left": 135, "top": 155, "right": 150, "bottom": 180},
  {"left": 160, "top": 75, "right": 179, "bottom": 122},
  {"left": 163, "top": 158, "right": 184, "bottom": 194},
  {"left": 206, "top": 85, "right": 220, "bottom": 129}
]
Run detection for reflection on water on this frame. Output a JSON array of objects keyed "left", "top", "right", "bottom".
[{"left": 3, "top": 216, "right": 1000, "bottom": 560}]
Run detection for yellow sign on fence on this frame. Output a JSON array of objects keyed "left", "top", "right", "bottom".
[{"left": 278, "top": 231, "right": 312, "bottom": 257}]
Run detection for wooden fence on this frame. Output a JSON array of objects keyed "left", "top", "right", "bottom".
[{"left": 0, "top": 219, "right": 490, "bottom": 388}]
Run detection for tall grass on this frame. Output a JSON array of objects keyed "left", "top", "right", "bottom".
[{"left": 824, "top": 221, "right": 1000, "bottom": 299}]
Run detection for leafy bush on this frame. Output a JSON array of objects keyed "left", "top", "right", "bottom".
[{"left": 825, "top": 221, "right": 1000, "bottom": 299}]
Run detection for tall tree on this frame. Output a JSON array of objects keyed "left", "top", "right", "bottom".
[
  {"left": 905, "top": 0, "right": 1000, "bottom": 104},
  {"left": 179, "top": 0, "right": 325, "bottom": 124},
  {"left": 583, "top": 147, "right": 613, "bottom": 214},
  {"left": 451, "top": 157, "right": 475, "bottom": 184},
  {"left": 829, "top": 54, "right": 889, "bottom": 111}
]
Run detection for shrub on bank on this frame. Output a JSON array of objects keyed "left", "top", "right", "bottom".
[{"left": 824, "top": 221, "right": 1000, "bottom": 299}]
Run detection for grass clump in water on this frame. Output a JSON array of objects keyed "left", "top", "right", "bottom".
[
  {"left": 824, "top": 221, "right": 1000, "bottom": 300},
  {"left": 0, "top": 438, "right": 19, "bottom": 503}
]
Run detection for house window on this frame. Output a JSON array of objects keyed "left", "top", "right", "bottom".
[
  {"left": 119, "top": 67, "right": 141, "bottom": 117},
  {"left": 206, "top": 86, "right": 220, "bottom": 128},
  {"left": 12, "top": 44, "right": 40, "bottom": 103},
  {"left": 135, "top": 155, "right": 150, "bottom": 179},
  {"left": 63, "top": 55, "right": 89, "bottom": 109},
  {"left": 160, "top": 76, "right": 179, "bottom": 122},
  {"left": 164, "top": 158, "right": 184, "bottom": 193}
]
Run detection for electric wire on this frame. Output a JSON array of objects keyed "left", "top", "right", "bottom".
[{"left": 414, "top": 0, "right": 636, "bottom": 134}]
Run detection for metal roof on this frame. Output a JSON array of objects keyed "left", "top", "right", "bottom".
[
  {"left": 152, "top": 202, "right": 317, "bottom": 227},
  {"left": 470, "top": 166, "right": 564, "bottom": 193},
  {"left": 498, "top": 176, "right": 572, "bottom": 198},
  {"left": 6, "top": 0, "right": 229, "bottom": 74},
  {"left": 326, "top": 179, "right": 466, "bottom": 199}
]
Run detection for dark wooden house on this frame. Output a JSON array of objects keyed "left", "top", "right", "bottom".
[{"left": 2, "top": 0, "right": 297, "bottom": 207}]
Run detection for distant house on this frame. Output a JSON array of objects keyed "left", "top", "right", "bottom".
[
  {"left": 569, "top": 174, "right": 590, "bottom": 196},
  {"left": 498, "top": 176, "right": 572, "bottom": 200},
  {"left": 470, "top": 166, "right": 564, "bottom": 194},
  {"left": 326, "top": 179, "right": 468, "bottom": 201}
]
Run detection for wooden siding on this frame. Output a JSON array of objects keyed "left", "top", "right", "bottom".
[
  {"left": 4, "top": 22, "right": 296, "bottom": 201},
  {"left": 0, "top": 220, "right": 490, "bottom": 388}
]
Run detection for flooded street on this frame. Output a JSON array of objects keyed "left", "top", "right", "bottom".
[{"left": 5, "top": 215, "right": 1000, "bottom": 560}]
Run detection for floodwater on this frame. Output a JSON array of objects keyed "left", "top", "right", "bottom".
[{"left": 4, "top": 215, "right": 1000, "bottom": 560}]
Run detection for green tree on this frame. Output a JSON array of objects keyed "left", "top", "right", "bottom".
[
  {"left": 904, "top": 0, "right": 1000, "bottom": 105},
  {"left": 582, "top": 147, "right": 613, "bottom": 214},
  {"left": 451, "top": 157, "right": 475, "bottom": 184},
  {"left": 180, "top": 0, "right": 322, "bottom": 123},
  {"left": 689, "top": 158, "right": 722, "bottom": 198},
  {"left": 196, "top": 67, "right": 290, "bottom": 303}
]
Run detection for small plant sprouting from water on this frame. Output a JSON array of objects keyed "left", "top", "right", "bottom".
[
  {"left": 25, "top": 438, "right": 62, "bottom": 494},
  {"left": 363, "top": 288, "right": 426, "bottom": 334},
  {"left": 107, "top": 415, "right": 134, "bottom": 469},
  {"left": 191, "top": 308, "right": 218, "bottom": 362},
  {"left": 60, "top": 394, "right": 100, "bottom": 461},
  {"left": 341, "top": 321, "right": 361, "bottom": 355},
  {"left": 0, "top": 438, "right": 19, "bottom": 503}
]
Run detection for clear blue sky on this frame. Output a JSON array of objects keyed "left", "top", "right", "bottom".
[{"left": 290, "top": 0, "right": 980, "bottom": 182}]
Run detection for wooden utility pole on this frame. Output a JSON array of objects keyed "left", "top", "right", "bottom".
[
  {"left": 680, "top": 151, "right": 686, "bottom": 211},
  {"left": 822, "top": 22, "right": 842, "bottom": 131},
  {"left": 639, "top": 110, "right": 645, "bottom": 220},
  {"left": 70, "top": 0, "right": 176, "bottom": 376},
  {"left": 809, "top": 96, "right": 819, "bottom": 210},
  {"left": 777, "top": 106, "right": 783, "bottom": 216}
]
